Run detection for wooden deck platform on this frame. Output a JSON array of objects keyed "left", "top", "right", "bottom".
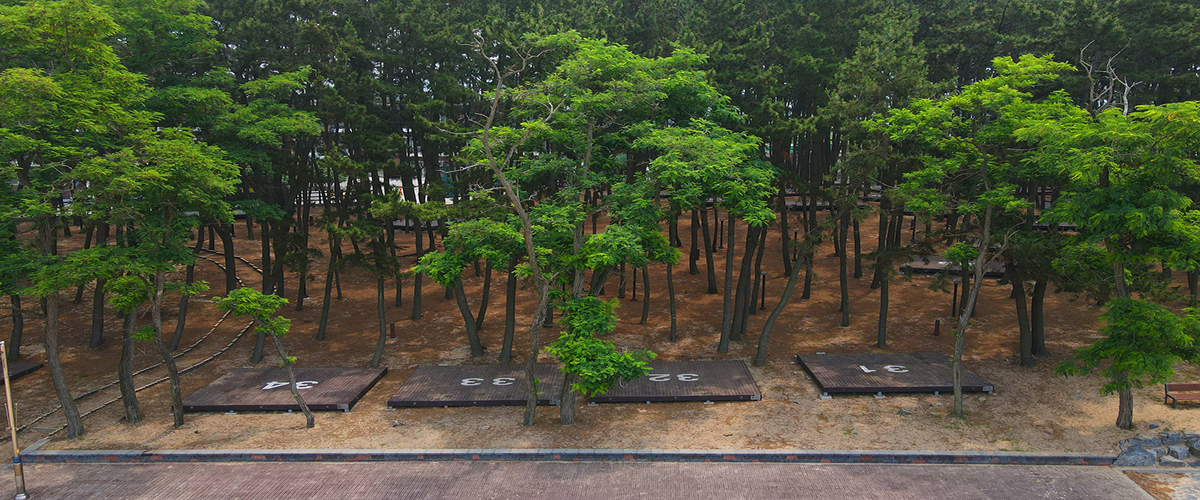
[
  {"left": 902, "top": 255, "right": 1005, "bottom": 278},
  {"left": 4, "top": 363, "right": 41, "bottom": 383},
  {"left": 590, "top": 360, "right": 761, "bottom": 403},
  {"left": 796, "top": 353, "right": 994, "bottom": 396},
  {"left": 387, "top": 364, "right": 566, "bottom": 407},
  {"left": 183, "top": 367, "right": 387, "bottom": 412},
  {"left": 389, "top": 361, "right": 762, "bottom": 407}
]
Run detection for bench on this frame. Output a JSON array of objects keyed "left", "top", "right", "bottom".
[{"left": 1165, "top": 383, "right": 1200, "bottom": 408}]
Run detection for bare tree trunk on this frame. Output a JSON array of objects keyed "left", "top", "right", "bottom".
[
  {"left": 215, "top": 223, "right": 237, "bottom": 294},
  {"left": 953, "top": 204, "right": 993, "bottom": 418},
  {"left": 852, "top": 217, "right": 862, "bottom": 279},
  {"left": 119, "top": 312, "right": 141, "bottom": 424},
  {"left": 40, "top": 211, "right": 84, "bottom": 437},
  {"left": 778, "top": 185, "right": 792, "bottom": 276},
  {"left": 730, "top": 225, "right": 759, "bottom": 341},
  {"left": 639, "top": 265, "right": 650, "bottom": 325},
  {"left": 877, "top": 277, "right": 889, "bottom": 349},
  {"left": 317, "top": 250, "right": 337, "bottom": 341},
  {"left": 475, "top": 260, "right": 492, "bottom": 330},
  {"left": 272, "top": 335, "right": 315, "bottom": 428}
]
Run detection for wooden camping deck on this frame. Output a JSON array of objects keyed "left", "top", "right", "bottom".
[
  {"left": 388, "top": 361, "right": 762, "bottom": 407},
  {"left": 183, "top": 367, "right": 387, "bottom": 412},
  {"left": 902, "top": 256, "right": 1005, "bottom": 278},
  {"left": 4, "top": 363, "right": 41, "bottom": 382},
  {"left": 387, "top": 364, "right": 566, "bottom": 407},
  {"left": 796, "top": 353, "right": 994, "bottom": 395},
  {"left": 590, "top": 360, "right": 761, "bottom": 403}
]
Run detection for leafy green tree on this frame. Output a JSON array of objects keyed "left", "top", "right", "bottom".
[
  {"left": 881, "top": 54, "right": 1073, "bottom": 417},
  {"left": 547, "top": 297, "right": 654, "bottom": 424},
  {"left": 1057, "top": 299, "right": 1200, "bottom": 429},
  {"left": 218, "top": 288, "right": 315, "bottom": 428}
]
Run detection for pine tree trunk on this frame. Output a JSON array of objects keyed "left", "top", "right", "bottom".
[
  {"left": 119, "top": 312, "right": 141, "bottom": 424},
  {"left": 411, "top": 219, "right": 424, "bottom": 321},
  {"left": 523, "top": 279, "right": 552, "bottom": 426},
  {"left": 501, "top": 257, "right": 518, "bottom": 363},
  {"left": 215, "top": 223, "right": 237, "bottom": 295},
  {"left": 317, "top": 251, "right": 337, "bottom": 341},
  {"left": 1013, "top": 276, "right": 1034, "bottom": 367},
  {"left": 730, "top": 225, "right": 758, "bottom": 341},
  {"left": 272, "top": 335, "right": 315, "bottom": 428},
  {"left": 838, "top": 211, "right": 850, "bottom": 327},
  {"left": 750, "top": 228, "right": 767, "bottom": 315},
  {"left": 1032, "top": 278, "right": 1048, "bottom": 356},
  {"left": 852, "top": 218, "right": 862, "bottom": 279},
  {"left": 700, "top": 206, "right": 718, "bottom": 294},
  {"left": 372, "top": 276, "right": 387, "bottom": 367},
  {"left": 171, "top": 230, "right": 205, "bottom": 351},
  {"left": 454, "top": 284, "right": 485, "bottom": 357},
  {"left": 88, "top": 278, "right": 106, "bottom": 349},
  {"left": 476, "top": 260, "right": 492, "bottom": 330},
  {"left": 667, "top": 262, "right": 677, "bottom": 342},
  {"left": 261, "top": 221, "right": 273, "bottom": 293},
  {"left": 7, "top": 295, "right": 22, "bottom": 361},
  {"left": 718, "top": 216, "right": 737, "bottom": 353},
  {"left": 152, "top": 271, "right": 184, "bottom": 428},
  {"left": 779, "top": 185, "right": 792, "bottom": 276},
  {"left": 40, "top": 211, "right": 84, "bottom": 437},
  {"left": 1116, "top": 382, "right": 1134, "bottom": 430},
  {"left": 877, "top": 277, "right": 889, "bottom": 349},
  {"left": 756, "top": 254, "right": 805, "bottom": 366},
  {"left": 559, "top": 372, "right": 578, "bottom": 425},
  {"left": 689, "top": 210, "right": 699, "bottom": 275}
]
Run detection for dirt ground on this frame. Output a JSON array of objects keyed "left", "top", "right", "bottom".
[{"left": 7, "top": 206, "right": 1200, "bottom": 458}]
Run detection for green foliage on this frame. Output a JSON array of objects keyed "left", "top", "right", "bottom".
[
  {"left": 1056, "top": 298, "right": 1200, "bottom": 394},
  {"left": 547, "top": 297, "right": 655, "bottom": 397},
  {"left": 217, "top": 287, "right": 292, "bottom": 339}
]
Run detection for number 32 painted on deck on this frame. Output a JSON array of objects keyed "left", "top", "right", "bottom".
[
  {"left": 648, "top": 373, "right": 700, "bottom": 382},
  {"left": 858, "top": 365, "right": 908, "bottom": 373},
  {"left": 460, "top": 378, "right": 516, "bottom": 386}
]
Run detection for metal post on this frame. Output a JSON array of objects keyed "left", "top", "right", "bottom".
[
  {"left": 951, "top": 280, "right": 960, "bottom": 317},
  {"left": 933, "top": 319, "right": 941, "bottom": 337},
  {"left": 389, "top": 322, "right": 396, "bottom": 339},
  {"left": 759, "top": 271, "right": 767, "bottom": 310},
  {"left": 1, "top": 342, "right": 28, "bottom": 500}
]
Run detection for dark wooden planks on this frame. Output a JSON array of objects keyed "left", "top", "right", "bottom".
[
  {"left": 902, "top": 255, "right": 1005, "bottom": 278},
  {"left": 387, "top": 365, "right": 566, "bottom": 407},
  {"left": 796, "top": 353, "right": 994, "bottom": 395},
  {"left": 183, "top": 367, "right": 387, "bottom": 412},
  {"left": 4, "top": 363, "right": 41, "bottom": 383},
  {"left": 590, "top": 361, "right": 761, "bottom": 403}
]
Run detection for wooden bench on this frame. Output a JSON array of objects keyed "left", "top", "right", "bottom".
[{"left": 1165, "top": 383, "right": 1200, "bottom": 408}]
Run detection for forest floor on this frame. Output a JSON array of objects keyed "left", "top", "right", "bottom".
[{"left": 7, "top": 207, "right": 1200, "bottom": 458}]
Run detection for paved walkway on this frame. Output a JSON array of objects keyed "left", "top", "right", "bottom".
[{"left": 0, "top": 462, "right": 1152, "bottom": 499}]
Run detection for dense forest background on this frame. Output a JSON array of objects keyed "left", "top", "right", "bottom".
[{"left": 4, "top": 0, "right": 1200, "bottom": 436}]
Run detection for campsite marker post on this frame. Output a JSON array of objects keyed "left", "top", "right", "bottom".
[{"left": 0, "top": 342, "right": 28, "bottom": 500}]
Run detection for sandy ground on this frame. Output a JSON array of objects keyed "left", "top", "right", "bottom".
[{"left": 6, "top": 207, "right": 1200, "bottom": 458}]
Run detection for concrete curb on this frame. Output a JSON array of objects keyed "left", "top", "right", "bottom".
[{"left": 22, "top": 447, "right": 1115, "bottom": 466}]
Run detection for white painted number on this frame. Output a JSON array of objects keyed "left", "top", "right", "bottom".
[
  {"left": 261, "top": 381, "right": 319, "bottom": 390},
  {"left": 460, "top": 378, "right": 484, "bottom": 386},
  {"left": 492, "top": 377, "right": 515, "bottom": 386},
  {"left": 859, "top": 365, "right": 908, "bottom": 374},
  {"left": 461, "top": 377, "right": 516, "bottom": 386},
  {"left": 647, "top": 373, "right": 700, "bottom": 382}
]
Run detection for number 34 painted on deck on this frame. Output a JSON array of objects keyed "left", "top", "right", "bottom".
[{"left": 859, "top": 365, "right": 908, "bottom": 373}]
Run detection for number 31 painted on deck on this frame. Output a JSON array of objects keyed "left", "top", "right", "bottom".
[{"left": 858, "top": 365, "right": 908, "bottom": 373}]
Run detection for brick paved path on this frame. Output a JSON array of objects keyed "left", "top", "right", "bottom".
[{"left": 0, "top": 462, "right": 1151, "bottom": 499}]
